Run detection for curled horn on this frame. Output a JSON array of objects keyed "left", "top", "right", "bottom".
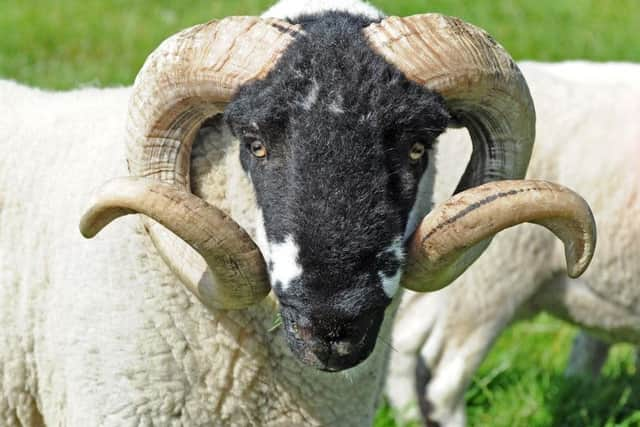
[
  {"left": 403, "top": 180, "right": 596, "bottom": 291},
  {"left": 80, "top": 17, "right": 302, "bottom": 309},
  {"left": 364, "top": 15, "right": 595, "bottom": 291}
]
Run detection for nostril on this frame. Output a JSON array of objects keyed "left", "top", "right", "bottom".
[
  {"left": 309, "top": 338, "right": 331, "bottom": 363},
  {"left": 332, "top": 340, "right": 353, "bottom": 356}
]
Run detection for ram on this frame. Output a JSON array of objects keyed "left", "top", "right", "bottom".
[
  {"left": 386, "top": 61, "right": 640, "bottom": 427},
  {"left": 0, "top": 1, "right": 595, "bottom": 425}
]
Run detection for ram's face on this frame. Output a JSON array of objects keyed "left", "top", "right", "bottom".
[
  {"left": 83, "top": 12, "right": 590, "bottom": 374},
  {"left": 225, "top": 16, "right": 449, "bottom": 371}
]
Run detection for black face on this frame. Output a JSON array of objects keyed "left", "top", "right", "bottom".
[{"left": 225, "top": 12, "right": 449, "bottom": 371}]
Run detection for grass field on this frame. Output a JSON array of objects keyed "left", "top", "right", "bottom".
[
  {"left": 1, "top": 1, "right": 638, "bottom": 425},
  {"left": 2, "top": 0, "right": 639, "bottom": 89}
]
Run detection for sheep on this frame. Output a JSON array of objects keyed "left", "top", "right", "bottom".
[
  {"left": 0, "top": 1, "right": 596, "bottom": 425},
  {"left": 385, "top": 61, "right": 640, "bottom": 427}
]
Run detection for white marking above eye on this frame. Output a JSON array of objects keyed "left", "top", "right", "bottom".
[{"left": 328, "top": 94, "right": 344, "bottom": 115}]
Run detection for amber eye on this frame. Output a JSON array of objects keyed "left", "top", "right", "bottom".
[
  {"left": 249, "top": 140, "right": 267, "bottom": 158},
  {"left": 409, "top": 143, "right": 425, "bottom": 162}
]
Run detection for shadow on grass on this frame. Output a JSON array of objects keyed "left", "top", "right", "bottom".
[{"left": 546, "top": 372, "right": 640, "bottom": 427}]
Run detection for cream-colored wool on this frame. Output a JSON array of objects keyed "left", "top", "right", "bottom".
[
  {"left": 0, "top": 2, "right": 403, "bottom": 425},
  {"left": 0, "top": 0, "right": 606, "bottom": 424},
  {"left": 386, "top": 62, "right": 640, "bottom": 427},
  {"left": 0, "top": 77, "right": 399, "bottom": 425}
]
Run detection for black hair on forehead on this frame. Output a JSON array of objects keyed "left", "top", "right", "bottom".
[
  {"left": 225, "top": 11, "right": 450, "bottom": 147},
  {"left": 224, "top": 11, "right": 450, "bottom": 261}
]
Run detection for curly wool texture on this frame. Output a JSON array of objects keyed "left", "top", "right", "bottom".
[
  {"left": 0, "top": 81, "right": 399, "bottom": 426},
  {"left": 0, "top": 1, "right": 414, "bottom": 425},
  {"left": 386, "top": 62, "right": 640, "bottom": 427}
]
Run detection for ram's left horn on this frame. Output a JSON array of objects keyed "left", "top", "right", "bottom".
[
  {"left": 403, "top": 180, "right": 596, "bottom": 292},
  {"left": 79, "top": 17, "right": 302, "bottom": 310}
]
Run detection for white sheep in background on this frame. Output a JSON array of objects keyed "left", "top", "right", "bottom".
[
  {"left": 386, "top": 61, "right": 640, "bottom": 427},
  {"left": 0, "top": 0, "right": 597, "bottom": 425}
]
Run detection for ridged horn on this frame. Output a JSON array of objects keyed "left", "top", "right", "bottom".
[
  {"left": 402, "top": 180, "right": 596, "bottom": 292},
  {"left": 364, "top": 14, "right": 535, "bottom": 191},
  {"left": 80, "top": 17, "right": 302, "bottom": 309}
]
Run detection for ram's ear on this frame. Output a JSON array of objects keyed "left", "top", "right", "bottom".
[{"left": 402, "top": 180, "right": 596, "bottom": 292}]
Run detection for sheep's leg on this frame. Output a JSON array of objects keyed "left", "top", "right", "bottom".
[
  {"left": 414, "top": 317, "right": 506, "bottom": 427},
  {"left": 565, "top": 331, "right": 610, "bottom": 377},
  {"left": 385, "top": 340, "right": 425, "bottom": 423},
  {"left": 386, "top": 292, "right": 440, "bottom": 424},
  {"left": 386, "top": 289, "right": 494, "bottom": 427}
]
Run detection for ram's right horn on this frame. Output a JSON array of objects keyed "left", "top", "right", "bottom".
[{"left": 403, "top": 180, "right": 596, "bottom": 292}]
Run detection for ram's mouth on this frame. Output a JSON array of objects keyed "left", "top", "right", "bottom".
[{"left": 279, "top": 307, "right": 384, "bottom": 372}]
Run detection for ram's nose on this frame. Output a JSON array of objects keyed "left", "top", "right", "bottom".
[
  {"left": 280, "top": 308, "right": 382, "bottom": 371},
  {"left": 294, "top": 325, "right": 360, "bottom": 370}
]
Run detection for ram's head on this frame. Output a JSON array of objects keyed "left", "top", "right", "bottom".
[{"left": 80, "top": 13, "right": 595, "bottom": 372}]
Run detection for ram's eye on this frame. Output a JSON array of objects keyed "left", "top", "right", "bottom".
[
  {"left": 409, "top": 142, "right": 425, "bottom": 162},
  {"left": 249, "top": 140, "right": 267, "bottom": 158}
]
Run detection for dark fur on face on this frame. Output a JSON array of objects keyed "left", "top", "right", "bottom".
[{"left": 225, "top": 12, "right": 449, "bottom": 371}]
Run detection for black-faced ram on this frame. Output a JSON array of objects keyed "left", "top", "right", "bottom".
[{"left": 0, "top": 1, "right": 595, "bottom": 425}]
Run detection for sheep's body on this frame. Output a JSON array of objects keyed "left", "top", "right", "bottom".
[
  {"left": 0, "top": 73, "right": 395, "bottom": 427},
  {"left": 386, "top": 62, "right": 640, "bottom": 426},
  {"left": 0, "top": 2, "right": 409, "bottom": 426}
]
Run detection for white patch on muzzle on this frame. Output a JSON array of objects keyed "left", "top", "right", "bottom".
[
  {"left": 255, "top": 210, "right": 303, "bottom": 292},
  {"left": 379, "top": 236, "right": 405, "bottom": 298},
  {"left": 270, "top": 236, "right": 303, "bottom": 291}
]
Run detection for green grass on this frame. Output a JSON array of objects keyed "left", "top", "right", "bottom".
[
  {"left": 1, "top": 0, "right": 639, "bottom": 89},
  {"left": 2, "top": 1, "right": 638, "bottom": 425},
  {"left": 465, "top": 316, "right": 638, "bottom": 427},
  {"left": 377, "top": 316, "right": 639, "bottom": 427},
  {"left": 375, "top": 315, "right": 639, "bottom": 427}
]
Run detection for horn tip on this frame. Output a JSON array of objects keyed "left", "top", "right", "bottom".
[
  {"left": 78, "top": 211, "right": 100, "bottom": 239},
  {"left": 565, "top": 236, "right": 596, "bottom": 279}
]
